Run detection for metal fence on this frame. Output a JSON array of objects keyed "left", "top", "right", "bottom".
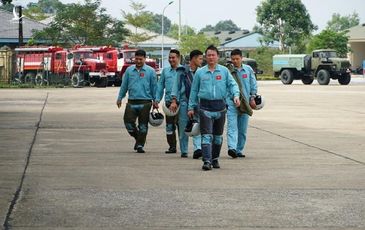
[{"left": 0, "top": 46, "right": 15, "bottom": 84}]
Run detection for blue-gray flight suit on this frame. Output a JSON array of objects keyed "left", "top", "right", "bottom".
[
  {"left": 117, "top": 64, "right": 157, "bottom": 149},
  {"left": 171, "top": 65, "right": 201, "bottom": 155},
  {"left": 188, "top": 64, "right": 239, "bottom": 163},
  {"left": 227, "top": 64, "right": 257, "bottom": 155}
]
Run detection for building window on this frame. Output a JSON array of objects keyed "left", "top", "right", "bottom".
[{"left": 55, "top": 53, "right": 62, "bottom": 60}]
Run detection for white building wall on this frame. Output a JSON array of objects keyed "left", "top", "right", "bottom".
[{"left": 349, "top": 42, "right": 365, "bottom": 68}]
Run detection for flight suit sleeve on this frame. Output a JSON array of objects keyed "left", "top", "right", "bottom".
[
  {"left": 171, "top": 71, "right": 181, "bottom": 102},
  {"left": 246, "top": 65, "right": 258, "bottom": 96},
  {"left": 155, "top": 69, "right": 165, "bottom": 103},
  {"left": 150, "top": 69, "right": 158, "bottom": 101},
  {"left": 117, "top": 69, "right": 129, "bottom": 100},
  {"left": 188, "top": 71, "right": 200, "bottom": 110},
  {"left": 227, "top": 71, "right": 240, "bottom": 99}
]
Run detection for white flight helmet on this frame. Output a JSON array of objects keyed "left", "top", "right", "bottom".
[
  {"left": 149, "top": 109, "right": 164, "bottom": 127},
  {"left": 162, "top": 101, "right": 179, "bottom": 116},
  {"left": 184, "top": 119, "right": 200, "bottom": 136},
  {"left": 253, "top": 95, "right": 265, "bottom": 110}
]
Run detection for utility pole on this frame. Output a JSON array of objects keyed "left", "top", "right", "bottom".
[{"left": 18, "top": 6, "right": 23, "bottom": 47}]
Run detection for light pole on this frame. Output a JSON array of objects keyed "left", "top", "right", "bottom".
[
  {"left": 161, "top": 1, "right": 174, "bottom": 69},
  {"left": 178, "top": 0, "right": 181, "bottom": 42}
]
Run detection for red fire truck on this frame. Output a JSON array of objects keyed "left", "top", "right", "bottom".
[
  {"left": 15, "top": 46, "right": 159, "bottom": 87},
  {"left": 15, "top": 46, "right": 67, "bottom": 85},
  {"left": 15, "top": 46, "right": 109, "bottom": 87},
  {"left": 69, "top": 46, "right": 109, "bottom": 87},
  {"left": 86, "top": 46, "right": 159, "bottom": 86},
  {"left": 115, "top": 48, "right": 159, "bottom": 85}
]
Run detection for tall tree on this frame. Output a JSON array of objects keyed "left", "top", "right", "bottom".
[
  {"left": 215, "top": 20, "right": 240, "bottom": 31},
  {"left": 307, "top": 29, "right": 349, "bottom": 57},
  {"left": 141, "top": 11, "right": 171, "bottom": 34},
  {"left": 33, "top": 0, "right": 129, "bottom": 46},
  {"left": 23, "top": 3, "right": 48, "bottom": 21},
  {"left": 168, "top": 23, "right": 195, "bottom": 40},
  {"left": 326, "top": 12, "right": 360, "bottom": 32},
  {"left": 200, "top": 20, "right": 240, "bottom": 32},
  {"left": 122, "top": 0, "right": 154, "bottom": 46},
  {"left": 179, "top": 33, "right": 219, "bottom": 55},
  {"left": 200, "top": 25, "right": 215, "bottom": 32},
  {"left": 37, "top": 0, "right": 63, "bottom": 14},
  {"left": 256, "top": 0, "right": 316, "bottom": 51}
]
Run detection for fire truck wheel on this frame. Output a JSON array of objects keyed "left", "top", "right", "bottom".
[
  {"left": 89, "top": 77, "right": 97, "bottom": 87},
  {"left": 24, "top": 72, "right": 35, "bottom": 85},
  {"left": 96, "top": 77, "right": 107, "bottom": 88},
  {"left": 61, "top": 74, "right": 71, "bottom": 86},
  {"left": 35, "top": 73, "right": 44, "bottom": 86},
  {"left": 114, "top": 79, "right": 121, "bottom": 87},
  {"left": 107, "top": 80, "right": 114, "bottom": 87},
  {"left": 71, "top": 73, "right": 84, "bottom": 88}
]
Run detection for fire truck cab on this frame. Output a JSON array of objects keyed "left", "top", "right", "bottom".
[
  {"left": 114, "top": 48, "right": 158, "bottom": 86},
  {"left": 86, "top": 46, "right": 158, "bottom": 86},
  {"left": 69, "top": 46, "right": 109, "bottom": 87}
]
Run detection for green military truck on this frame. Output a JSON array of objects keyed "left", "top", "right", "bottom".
[{"left": 273, "top": 49, "right": 351, "bottom": 85}]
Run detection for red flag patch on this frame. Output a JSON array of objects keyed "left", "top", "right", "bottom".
[
  {"left": 140, "top": 72, "right": 145, "bottom": 77},
  {"left": 216, "top": 75, "right": 222, "bottom": 80},
  {"left": 242, "top": 74, "right": 248, "bottom": 78}
]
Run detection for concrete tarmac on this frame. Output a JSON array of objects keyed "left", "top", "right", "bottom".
[{"left": 1, "top": 78, "right": 365, "bottom": 229}]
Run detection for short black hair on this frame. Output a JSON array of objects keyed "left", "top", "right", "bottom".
[
  {"left": 205, "top": 45, "right": 219, "bottom": 55},
  {"left": 169, "top": 49, "right": 180, "bottom": 57},
  {"left": 230, "top": 49, "right": 242, "bottom": 57},
  {"left": 189, "top": 50, "right": 203, "bottom": 60},
  {"left": 135, "top": 49, "right": 146, "bottom": 57}
]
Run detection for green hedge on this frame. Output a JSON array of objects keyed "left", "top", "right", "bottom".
[{"left": 249, "top": 47, "right": 283, "bottom": 76}]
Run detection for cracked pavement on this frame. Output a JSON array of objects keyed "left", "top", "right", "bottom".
[{"left": 1, "top": 78, "right": 365, "bottom": 229}]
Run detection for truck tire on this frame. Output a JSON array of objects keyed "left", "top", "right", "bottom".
[
  {"left": 96, "top": 77, "right": 107, "bottom": 88},
  {"left": 114, "top": 73, "right": 122, "bottom": 86},
  {"left": 316, "top": 69, "right": 330, "bottom": 85},
  {"left": 62, "top": 74, "right": 71, "bottom": 86},
  {"left": 280, "top": 69, "right": 294, "bottom": 85},
  {"left": 114, "top": 78, "right": 121, "bottom": 87},
  {"left": 35, "top": 73, "right": 44, "bottom": 86},
  {"left": 107, "top": 81, "right": 113, "bottom": 87},
  {"left": 301, "top": 76, "right": 314, "bottom": 85},
  {"left": 338, "top": 73, "right": 351, "bottom": 85},
  {"left": 71, "top": 73, "right": 84, "bottom": 88},
  {"left": 24, "top": 72, "right": 35, "bottom": 85}
]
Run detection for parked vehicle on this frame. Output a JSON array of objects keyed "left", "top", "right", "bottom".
[
  {"left": 14, "top": 46, "right": 159, "bottom": 87},
  {"left": 69, "top": 46, "right": 109, "bottom": 87},
  {"left": 15, "top": 46, "right": 108, "bottom": 87},
  {"left": 15, "top": 46, "right": 69, "bottom": 85},
  {"left": 243, "top": 58, "right": 263, "bottom": 75},
  {"left": 79, "top": 46, "right": 159, "bottom": 86},
  {"left": 273, "top": 49, "right": 351, "bottom": 85}
]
